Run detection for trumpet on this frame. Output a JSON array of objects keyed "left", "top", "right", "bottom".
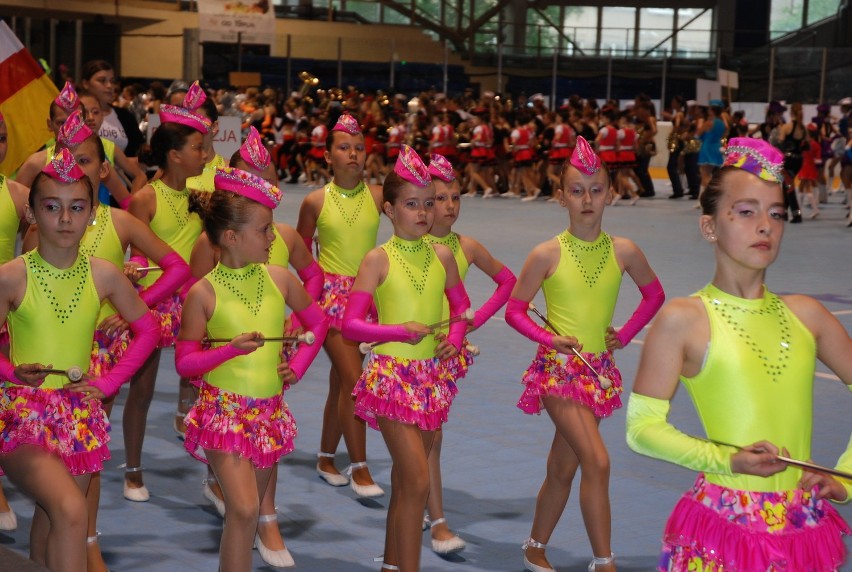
[{"left": 298, "top": 71, "right": 319, "bottom": 98}]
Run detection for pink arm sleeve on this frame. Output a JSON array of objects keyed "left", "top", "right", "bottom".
[
  {"left": 178, "top": 275, "right": 201, "bottom": 301},
  {"left": 472, "top": 266, "right": 516, "bottom": 329},
  {"left": 174, "top": 339, "right": 252, "bottom": 379},
  {"left": 89, "top": 312, "right": 160, "bottom": 397},
  {"left": 615, "top": 277, "right": 665, "bottom": 347},
  {"left": 341, "top": 290, "right": 415, "bottom": 343},
  {"left": 119, "top": 195, "right": 132, "bottom": 210},
  {"left": 505, "top": 297, "right": 555, "bottom": 348},
  {"left": 296, "top": 260, "right": 324, "bottom": 302},
  {"left": 445, "top": 282, "right": 471, "bottom": 351},
  {"left": 138, "top": 251, "right": 192, "bottom": 308},
  {"left": 0, "top": 352, "right": 23, "bottom": 384},
  {"left": 286, "top": 302, "right": 329, "bottom": 380}
]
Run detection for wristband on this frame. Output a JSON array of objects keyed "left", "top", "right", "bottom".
[
  {"left": 615, "top": 277, "right": 665, "bottom": 347},
  {"left": 287, "top": 302, "right": 328, "bottom": 380},
  {"left": 505, "top": 297, "right": 555, "bottom": 348},
  {"left": 445, "top": 282, "right": 471, "bottom": 351},
  {"left": 626, "top": 392, "right": 733, "bottom": 475},
  {"left": 472, "top": 265, "right": 516, "bottom": 329},
  {"left": 296, "top": 260, "right": 324, "bottom": 302},
  {"left": 174, "top": 339, "right": 252, "bottom": 379},
  {"left": 341, "top": 290, "right": 415, "bottom": 343},
  {"left": 139, "top": 251, "right": 191, "bottom": 308},
  {"left": 89, "top": 312, "right": 160, "bottom": 398}
]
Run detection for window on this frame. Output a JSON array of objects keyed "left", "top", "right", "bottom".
[
  {"left": 676, "top": 8, "right": 713, "bottom": 58},
  {"left": 770, "top": 0, "right": 804, "bottom": 38},
  {"left": 639, "top": 7, "right": 674, "bottom": 56},
  {"left": 562, "top": 6, "right": 598, "bottom": 56},
  {"left": 807, "top": 0, "right": 842, "bottom": 25},
  {"left": 600, "top": 6, "right": 635, "bottom": 56}
]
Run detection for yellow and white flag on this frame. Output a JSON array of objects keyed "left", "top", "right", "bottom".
[{"left": 0, "top": 20, "right": 57, "bottom": 175}]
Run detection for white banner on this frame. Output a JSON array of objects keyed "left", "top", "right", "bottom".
[{"left": 197, "top": 0, "right": 276, "bottom": 46}]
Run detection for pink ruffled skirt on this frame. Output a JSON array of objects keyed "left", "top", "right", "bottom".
[
  {"left": 659, "top": 474, "right": 850, "bottom": 571},
  {"left": 319, "top": 272, "right": 376, "bottom": 330},
  {"left": 353, "top": 353, "right": 458, "bottom": 431},
  {"left": 89, "top": 327, "right": 132, "bottom": 378},
  {"left": 0, "top": 383, "right": 111, "bottom": 476},
  {"left": 518, "top": 345, "right": 623, "bottom": 419},
  {"left": 183, "top": 382, "right": 296, "bottom": 469},
  {"left": 439, "top": 337, "right": 476, "bottom": 381},
  {"left": 135, "top": 288, "right": 182, "bottom": 348}
]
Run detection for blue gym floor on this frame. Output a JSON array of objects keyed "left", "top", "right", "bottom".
[{"left": 2, "top": 179, "right": 850, "bottom": 571}]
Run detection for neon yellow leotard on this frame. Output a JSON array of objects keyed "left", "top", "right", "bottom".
[
  {"left": 374, "top": 236, "right": 446, "bottom": 360},
  {"left": 682, "top": 283, "right": 816, "bottom": 492},
  {"left": 316, "top": 181, "right": 379, "bottom": 276},
  {"left": 139, "top": 179, "right": 203, "bottom": 288},
  {"left": 267, "top": 226, "right": 289, "bottom": 268},
  {"left": 542, "top": 230, "right": 622, "bottom": 354},
  {"left": 0, "top": 176, "right": 19, "bottom": 264},
  {"left": 204, "top": 263, "right": 286, "bottom": 398},
  {"left": 424, "top": 232, "right": 469, "bottom": 321},
  {"left": 186, "top": 154, "right": 226, "bottom": 193},
  {"left": 7, "top": 251, "right": 100, "bottom": 389},
  {"left": 79, "top": 204, "right": 125, "bottom": 324}
]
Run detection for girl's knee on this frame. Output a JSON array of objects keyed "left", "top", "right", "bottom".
[
  {"left": 225, "top": 499, "right": 260, "bottom": 526},
  {"left": 582, "top": 450, "right": 611, "bottom": 479}
]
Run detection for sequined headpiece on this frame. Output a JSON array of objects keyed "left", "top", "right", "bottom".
[
  {"left": 160, "top": 80, "right": 211, "bottom": 134},
  {"left": 722, "top": 137, "right": 784, "bottom": 184},
  {"left": 569, "top": 136, "right": 602, "bottom": 175},
  {"left": 183, "top": 81, "right": 207, "bottom": 112},
  {"left": 57, "top": 110, "right": 94, "bottom": 148},
  {"left": 331, "top": 113, "right": 361, "bottom": 135},
  {"left": 43, "top": 148, "right": 87, "bottom": 183},
  {"left": 428, "top": 153, "right": 455, "bottom": 183},
  {"left": 394, "top": 145, "right": 430, "bottom": 187},
  {"left": 55, "top": 81, "right": 80, "bottom": 113},
  {"left": 214, "top": 167, "right": 282, "bottom": 209},
  {"left": 239, "top": 126, "right": 271, "bottom": 171}
]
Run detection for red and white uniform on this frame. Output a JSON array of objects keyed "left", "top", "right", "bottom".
[
  {"left": 471, "top": 122, "right": 495, "bottom": 162},
  {"left": 549, "top": 122, "right": 575, "bottom": 163},
  {"left": 386, "top": 124, "right": 405, "bottom": 160},
  {"left": 596, "top": 126, "right": 618, "bottom": 166},
  {"left": 511, "top": 126, "right": 535, "bottom": 164},
  {"left": 617, "top": 127, "right": 637, "bottom": 167},
  {"left": 308, "top": 124, "right": 328, "bottom": 160}
]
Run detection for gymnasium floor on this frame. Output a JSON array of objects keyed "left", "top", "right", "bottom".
[{"left": 2, "top": 180, "right": 851, "bottom": 571}]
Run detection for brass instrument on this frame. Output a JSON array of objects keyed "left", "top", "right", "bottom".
[
  {"left": 684, "top": 138, "right": 701, "bottom": 154},
  {"left": 298, "top": 71, "right": 319, "bottom": 98}
]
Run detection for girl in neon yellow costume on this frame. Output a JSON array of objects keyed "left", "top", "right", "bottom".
[
  {"left": 123, "top": 100, "right": 210, "bottom": 501},
  {"left": 296, "top": 113, "right": 387, "bottom": 496},
  {"left": 185, "top": 128, "right": 323, "bottom": 567},
  {"left": 0, "top": 149, "right": 158, "bottom": 572},
  {"left": 626, "top": 137, "right": 852, "bottom": 571},
  {"left": 23, "top": 110, "right": 191, "bottom": 572},
  {"left": 342, "top": 145, "right": 470, "bottom": 572},
  {"left": 505, "top": 136, "right": 664, "bottom": 572},
  {"left": 421, "top": 152, "right": 517, "bottom": 555},
  {"left": 0, "top": 112, "right": 35, "bottom": 535},
  {"left": 176, "top": 167, "right": 327, "bottom": 571}
]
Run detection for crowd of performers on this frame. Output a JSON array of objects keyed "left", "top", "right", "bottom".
[{"left": 0, "top": 62, "right": 849, "bottom": 572}]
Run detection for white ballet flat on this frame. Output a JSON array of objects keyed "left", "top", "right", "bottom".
[
  {"left": 588, "top": 552, "right": 615, "bottom": 571},
  {"left": 0, "top": 509, "right": 17, "bottom": 531},
  {"left": 255, "top": 514, "right": 295, "bottom": 568},
  {"left": 122, "top": 466, "right": 150, "bottom": 502},
  {"left": 429, "top": 517, "right": 466, "bottom": 554},
  {"left": 346, "top": 462, "right": 384, "bottom": 498},
  {"left": 316, "top": 452, "right": 349, "bottom": 487},
  {"left": 202, "top": 478, "right": 225, "bottom": 518},
  {"left": 522, "top": 537, "right": 555, "bottom": 572}
]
